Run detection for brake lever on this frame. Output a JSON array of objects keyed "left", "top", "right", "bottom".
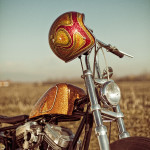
[
  {"left": 107, "top": 45, "right": 133, "bottom": 58},
  {"left": 96, "top": 39, "right": 133, "bottom": 58},
  {"left": 118, "top": 50, "right": 133, "bottom": 58}
]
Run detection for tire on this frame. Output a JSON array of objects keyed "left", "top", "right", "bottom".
[{"left": 110, "top": 137, "right": 150, "bottom": 150}]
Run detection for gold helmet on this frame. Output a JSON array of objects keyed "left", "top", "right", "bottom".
[{"left": 49, "top": 11, "right": 95, "bottom": 62}]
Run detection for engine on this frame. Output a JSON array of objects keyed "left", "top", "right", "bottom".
[{"left": 16, "top": 121, "right": 81, "bottom": 150}]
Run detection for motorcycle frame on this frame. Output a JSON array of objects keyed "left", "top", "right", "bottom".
[{"left": 68, "top": 104, "right": 93, "bottom": 150}]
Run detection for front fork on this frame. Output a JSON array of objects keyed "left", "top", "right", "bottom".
[
  {"left": 84, "top": 69, "right": 130, "bottom": 150},
  {"left": 114, "top": 105, "right": 130, "bottom": 139},
  {"left": 84, "top": 70, "right": 110, "bottom": 150}
]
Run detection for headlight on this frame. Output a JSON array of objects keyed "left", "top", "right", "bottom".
[{"left": 101, "top": 81, "right": 121, "bottom": 106}]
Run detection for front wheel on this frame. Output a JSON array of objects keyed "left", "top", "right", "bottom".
[{"left": 110, "top": 137, "right": 150, "bottom": 150}]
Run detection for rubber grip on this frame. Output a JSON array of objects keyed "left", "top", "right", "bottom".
[{"left": 108, "top": 47, "right": 124, "bottom": 58}]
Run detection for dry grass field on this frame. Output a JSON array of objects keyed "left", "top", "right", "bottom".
[{"left": 0, "top": 81, "right": 150, "bottom": 149}]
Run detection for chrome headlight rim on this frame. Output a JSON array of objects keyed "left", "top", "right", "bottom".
[{"left": 101, "top": 80, "right": 121, "bottom": 107}]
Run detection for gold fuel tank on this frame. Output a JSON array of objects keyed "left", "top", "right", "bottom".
[{"left": 29, "top": 83, "right": 86, "bottom": 118}]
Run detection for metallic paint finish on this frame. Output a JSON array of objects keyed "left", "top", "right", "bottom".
[
  {"left": 29, "top": 83, "right": 86, "bottom": 118},
  {"left": 49, "top": 12, "right": 95, "bottom": 62}
]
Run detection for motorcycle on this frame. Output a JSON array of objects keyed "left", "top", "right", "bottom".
[{"left": 0, "top": 12, "right": 150, "bottom": 150}]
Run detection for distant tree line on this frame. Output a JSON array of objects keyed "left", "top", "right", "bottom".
[{"left": 117, "top": 73, "right": 150, "bottom": 81}]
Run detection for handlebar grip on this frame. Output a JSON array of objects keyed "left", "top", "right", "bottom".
[
  {"left": 97, "top": 40, "right": 124, "bottom": 58},
  {"left": 107, "top": 45, "right": 124, "bottom": 58}
]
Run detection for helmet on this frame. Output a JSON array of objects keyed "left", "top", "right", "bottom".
[{"left": 49, "top": 11, "right": 95, "bottom": 62}]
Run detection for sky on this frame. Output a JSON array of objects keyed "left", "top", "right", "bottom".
[{"left": 0, "top": 0, "right": 150, "bottom": 82}]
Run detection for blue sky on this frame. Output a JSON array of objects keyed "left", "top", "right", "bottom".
[{"left": 0, "top": 0, "right": 150, "bottom": 81}]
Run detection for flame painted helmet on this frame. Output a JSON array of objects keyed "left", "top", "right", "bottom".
[{"left": 49, "top": 12, "right": 95, "bottom": 62}]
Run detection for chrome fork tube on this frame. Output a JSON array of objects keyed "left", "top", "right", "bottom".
[
  {"left": 114, "top": 105, "right": 130, "bottom": 139},
  {"left": 84, "top": 69, "right": 110, "bottom": 150}
]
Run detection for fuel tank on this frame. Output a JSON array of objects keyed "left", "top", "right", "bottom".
[{"left": 29, "top": 83, "right": 86, "bottom": 118}]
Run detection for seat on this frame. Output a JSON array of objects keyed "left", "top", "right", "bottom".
[{"left": 0, "top": 115, "right": 29, "bottom": 124}]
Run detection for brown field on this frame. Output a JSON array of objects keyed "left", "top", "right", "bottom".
[{"left": 0, "top": 81, "right": 150, "bottom": 149}]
